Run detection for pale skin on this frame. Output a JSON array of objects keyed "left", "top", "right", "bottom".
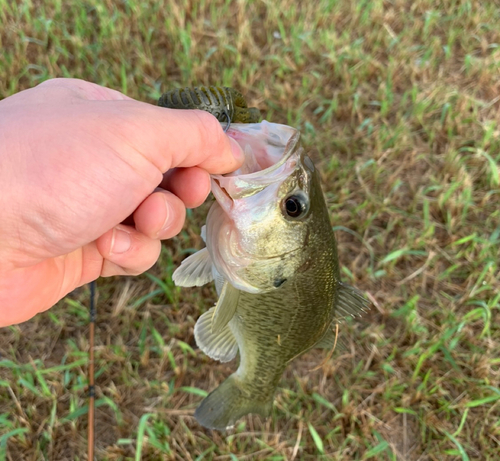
[{"left": 0, "top": 78, "right": 244, "bottom": 327}]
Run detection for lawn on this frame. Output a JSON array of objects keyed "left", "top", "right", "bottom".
[{"left": 0, "top": 0, "right": 499, "bottom": 459}]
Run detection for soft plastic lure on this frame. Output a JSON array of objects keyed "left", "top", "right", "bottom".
[{"left": 158, "top": 86, "right": 260, "bottom": 131}]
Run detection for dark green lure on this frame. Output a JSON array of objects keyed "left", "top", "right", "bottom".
[{"left": 158, "top": 86, "right": 260, "bottom": 131}]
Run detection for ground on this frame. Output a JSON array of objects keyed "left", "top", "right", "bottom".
[{"left": 0, "top": 0, "right": 499, "bottom": 460}]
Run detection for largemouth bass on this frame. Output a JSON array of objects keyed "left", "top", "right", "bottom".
[{"left": 173, "top": 121, "right": 369, "bottom": 430}]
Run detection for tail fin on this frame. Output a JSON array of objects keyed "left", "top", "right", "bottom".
[{"left": 195, "top": 375, "right": 273, "bottom": 430}]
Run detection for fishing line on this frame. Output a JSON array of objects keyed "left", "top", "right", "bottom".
[{"left": 310, "top": 324, "right": 339, "bottom": 372}]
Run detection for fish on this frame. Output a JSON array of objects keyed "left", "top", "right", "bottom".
[{"left": 172, "top": 121, "right": 370, "bottom": 430}]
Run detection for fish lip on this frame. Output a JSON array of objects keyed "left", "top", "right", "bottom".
[{"left": 211, "top": 177, "right": 233, "bottom": 213}]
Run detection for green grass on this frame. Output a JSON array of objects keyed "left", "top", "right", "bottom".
[{"left": 1, "top": 0, "right": 500, "bottom": 459}]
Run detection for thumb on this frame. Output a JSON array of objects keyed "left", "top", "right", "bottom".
[
  {"left": 36, "top": 78, "right": 246, "bottom": 175},
  {"left": 96, "top": 100, "right": 245, "bottom": 175}
]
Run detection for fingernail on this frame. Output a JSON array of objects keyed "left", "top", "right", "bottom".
[
  {"left": 157, "top": 198, "right": 173, "bottom": 237},
  {"left": 110, "top": 227, "right": 131, "bottom": 254},
  {"left": 229, "top": 137, "right": 244, "bottom": 163}
]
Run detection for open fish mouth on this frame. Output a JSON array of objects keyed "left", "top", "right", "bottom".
[{"left": 211, "top": 121, "right": 301, "bottom": 212}]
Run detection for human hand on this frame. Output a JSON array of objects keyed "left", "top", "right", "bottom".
[{"left": 0, "top": 78, "right": 244, "bottom": 327}]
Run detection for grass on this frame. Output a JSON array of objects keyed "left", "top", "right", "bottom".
[{"left": 1, "top": 0, "right": 499, "bottom": 459}]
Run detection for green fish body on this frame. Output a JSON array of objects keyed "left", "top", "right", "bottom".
[{"left": 173, "top": 121, "right": 368, "bottom": 430}]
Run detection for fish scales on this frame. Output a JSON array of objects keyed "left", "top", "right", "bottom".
[
  {"left": 227, "top": 160, "right": 340, "bottom": 378},
  {"left": 229, "top": 246, "right": 338, "bottom": 399},
  {"left": 171, "top": 119, "right": 370, "bottom": 430}
]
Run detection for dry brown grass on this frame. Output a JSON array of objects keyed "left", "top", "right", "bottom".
[{"left": 1, "top": 0, "right": 499, "bottom": 460}]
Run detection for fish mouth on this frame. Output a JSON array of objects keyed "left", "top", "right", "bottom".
[{"left": 211, "top": 121, "right": 301, "bottom": 212}]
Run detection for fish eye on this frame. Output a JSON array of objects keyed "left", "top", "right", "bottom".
[{"left": 283, "top": 193, "right": 309, "bottom": 219}]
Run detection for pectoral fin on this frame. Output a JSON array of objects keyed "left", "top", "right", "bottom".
[
  {"left": 194, "top": 306, "right": 238, "bottom": 363},
  {"left": 172, "top": 248, "right": 213, "bottom": 287},
  {"left": 312, "top": 282, "right": 370, "bottom": 356},
  {"left": 335, "top": 282, "right": 371, "bottom": 321},
  {"left": 212, "top": 282, "right": 240, "bottom": 334}
]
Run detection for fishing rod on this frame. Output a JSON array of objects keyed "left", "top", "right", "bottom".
[{"left": 88, "top": 280, "right": 96, "bottom": 461}]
